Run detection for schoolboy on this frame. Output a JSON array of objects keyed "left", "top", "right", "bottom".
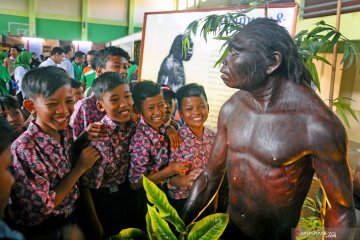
[
  {"left": 7, "top": 66, "right": 100, "bottom": 238},
  {"left": 161, "top": 84, "right": 180, "bottom": 130},
  {"left": 0, "top": 118, "right": 24, "bottom": 240},
  {"left": 129, "top": 80, "right": 188, "bottom": 189},
  {"left": 129, "top": 80, "right": 188, "bottom": 229},
  {"left": 70, "top": 46, "right": 130, "bottom": 139},
  {"left": 167, "top": 83, "right": 215, "bottom": 212},
  {"left": 0, "top": 96, "right": 26, "bottom": 138},
  {"left": 81, "top": 72, "right": 136, "bottom": 238},
  {"left": 71, "top": 78, "right": 84, "bottom": 104}
]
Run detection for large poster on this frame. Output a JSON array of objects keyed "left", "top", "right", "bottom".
[{"left": 140, "top": 3, "right": 298, "bottom": 129}]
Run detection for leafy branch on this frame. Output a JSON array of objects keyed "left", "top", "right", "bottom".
[{"left": 182, "top": 2, "right": 359, "bottom": 127}]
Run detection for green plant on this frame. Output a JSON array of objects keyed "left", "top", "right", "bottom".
[
  {"left": 109, "top": 176, "right": 229, "bottom": 240},
  {"left": 182, "top": 1, "right": 359, "bottom": 127},
  {"left": 295, "top": 196, "right": 324, "bottom": 240}
]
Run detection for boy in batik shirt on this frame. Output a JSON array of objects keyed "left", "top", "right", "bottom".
[
  {"left": 7, "top": 66, "right": 100, "bottom": 239},
  {"left": 168, "top": 83, "right": 215, "bottom": 213},
  {"left": 70, "top": 46, "right": 130, "bottom": 139},
  {"left": 128, "top": 81, "right": 189, "bottom": 230},
  {"left": 81, "top": 72, "right": 136, "bottom": 239}
]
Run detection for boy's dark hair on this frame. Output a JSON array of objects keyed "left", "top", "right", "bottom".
[
  {"left": 87, "top": 50, "right": 97, "bottom": 56},
  {"left": 132, "top": 80, "right": 161, "bottom": 112},
  {"left": 92, "top": 72, "right": 128, "bottom": 100},
  {"left": 22, "top": 66, "right": 71, "bottom": 99},
  {"left": 161, "top": 84, "right": 176, "bottom": 101},
  {"left": 50, "top": 47, "right": 65, "bottom": 56},
  {"left": 92, "top": 46, "right": 130, "bottom": 70},
  {"left": 0, "top": 95, "right": 21, "bottom": 111},
  {"left": 0, "top": 117, "right": 15, "bottom": 153},
  {"left": 71, "top": 79, "right": 82, "bottom": 89},
  {"left": 176, "top": 83, "right": 208, "bottom": 110},
  {"left": 74, "top": 51, "right": 85, "bottom": 59},
  {"left": 63, "top": 45, "right": 73, "bottom": 54}
]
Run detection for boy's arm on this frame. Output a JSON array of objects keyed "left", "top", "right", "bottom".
[
  {"left": 69, "top": 102, "right": 86, "bottom": 139},
  {"left": 53, "top": 146, "right": 100, "bottom": 206},
  {"left": 165, "top": 125, "right": 180, "bottom": 149},
  {"left": 169, "top": 168, "right": 203, "bottom": 188}
]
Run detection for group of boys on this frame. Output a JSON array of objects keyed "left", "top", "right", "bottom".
[{"left": 0, "top": 44, "right": 215, "bottom": 240}]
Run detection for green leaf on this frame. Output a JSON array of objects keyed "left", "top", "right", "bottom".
[
  {"left": 147, "top": 205, "right": 177, "bottom": 240},
  {"left": 325, "top": 32, "right": 340, "bottom": 51},
  {"left": 334, "top": 98, "right": 359, "bottom": 123},
  {"left": 142, "top": 176, "right": 186, "bottom": 232},
  {"left": 317, "top": 31, "right": 336, "bottom": 50},
  {"left": 294, "top": 30, "right": 308, "bottom": 40},
  {"left": 188, "top": 213, "right": 229, "bottom": 240},
  {"left": 118, "top": 228, "right": 147, "bottom": 240},
  {"left": 305, "top": 60, "right": 320, "bottom": 92},
  {"left": 213, "top": 36, "right": 231, "bottom": 41},
  {"left": 214, "top": 46, "right": 230, "bottom": 67},
  {"left": 311, "top": 55, "right": 331, "bottom": 65},
  {"left": 334, "top": 103, "right": 350, "bottom": 128},
  {"left": 146, "top": 211, "right": 156, "bottom": 240}
]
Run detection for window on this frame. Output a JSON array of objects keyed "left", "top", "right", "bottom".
[{"left": 302, "top": 0, "right": 360, "bottom": 19}]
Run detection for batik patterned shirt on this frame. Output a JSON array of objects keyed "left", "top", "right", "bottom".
[
  {"left": 168, "top": 124, "right": 215, "bottom": 199},
  {"left": 83, "top": 115, "right": 136, "bottom": 189},
  {"left": 69, "top": 94, "right": 105, "bottom": 139},
  {"left": 129, "top": 117, "right": 169, "bottom": 184},
  {"left": 9, "top": 121, "right": 79, "bottom": 225}
]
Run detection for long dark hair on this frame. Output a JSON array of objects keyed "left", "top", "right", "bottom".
[{"left": 229, "top": 18, "right": 309, "bottom": 85}]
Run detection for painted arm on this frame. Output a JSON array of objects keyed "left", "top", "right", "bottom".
[{"left": 312, "top": 118, "right": 356, "bottom": 239}]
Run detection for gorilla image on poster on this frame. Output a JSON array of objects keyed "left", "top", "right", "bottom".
[{"left": 157, "top": 34, "right": 193, "bottom": 92}]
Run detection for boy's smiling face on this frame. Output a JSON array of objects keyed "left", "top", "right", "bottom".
[
  {"left": 25, "top": 84, "right": 74, "bottom": 135},
  {"left": 97, "top": 84, "right": 133, "bottom": 125},
  {"left": 141, "top": 94, "right": 165, "bottom": 132},
  {"left": 179, "top": 95, "right": 209, "bottom": 130},
  {"left": 99, "top": 55, "right": 129, "bottom": 79}
]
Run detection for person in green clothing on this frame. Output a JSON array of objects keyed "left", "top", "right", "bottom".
[
  {"left": 14, "top": 51, "right": 32, "bottom": 104},
  {"left": 72, "top": 51, "right": 85, "bottom": 81},
  {"left": 80, "top": 50, "right": 97, "bottom": 90},
  {"left": 0, "top": 52, "right": 12, "bottom": 96}
]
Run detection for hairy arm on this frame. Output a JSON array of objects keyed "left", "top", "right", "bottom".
[
  {"left": 311, "top": 115, "right": 356, "bottom": 238},
  {"left": 181, "top": 101, "right": 232, "bottom": 224}
]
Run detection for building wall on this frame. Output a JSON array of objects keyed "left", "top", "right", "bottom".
[{"left": 0, "top": 0, "right": 159, "bottom": 43}]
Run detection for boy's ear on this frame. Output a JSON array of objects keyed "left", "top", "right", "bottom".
[
  {"left": 23, "top": 99, "right": 36, "bottom": 114},
  {"left": 96, "top": 100, "right": 105, "bottom": 112},
  {"left": 95, "top": 67, "right": 104, "bottom": 77}
]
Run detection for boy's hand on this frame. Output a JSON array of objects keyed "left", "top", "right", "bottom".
[
  {"left": 166, "top": 126, "right": 180, "bottom": 149},
  {"left": 77, "top": 146, "right": 100, "bottom": 173},
  {"left": 179, "top": 161, "right": 192, "bottom": 176},
  {"left": 184, "top": 168, "right": 203, "bottom": 187},
  {"left": 86, "top": 122, "right": 107, "bottom": 140},
  {"left": 169, "top": 162, "right": 184, "bottom": 175}
]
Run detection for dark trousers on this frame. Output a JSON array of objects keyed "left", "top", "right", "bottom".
[{"left": 90, "top": 181, "right": 136, "bottom": 239}]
